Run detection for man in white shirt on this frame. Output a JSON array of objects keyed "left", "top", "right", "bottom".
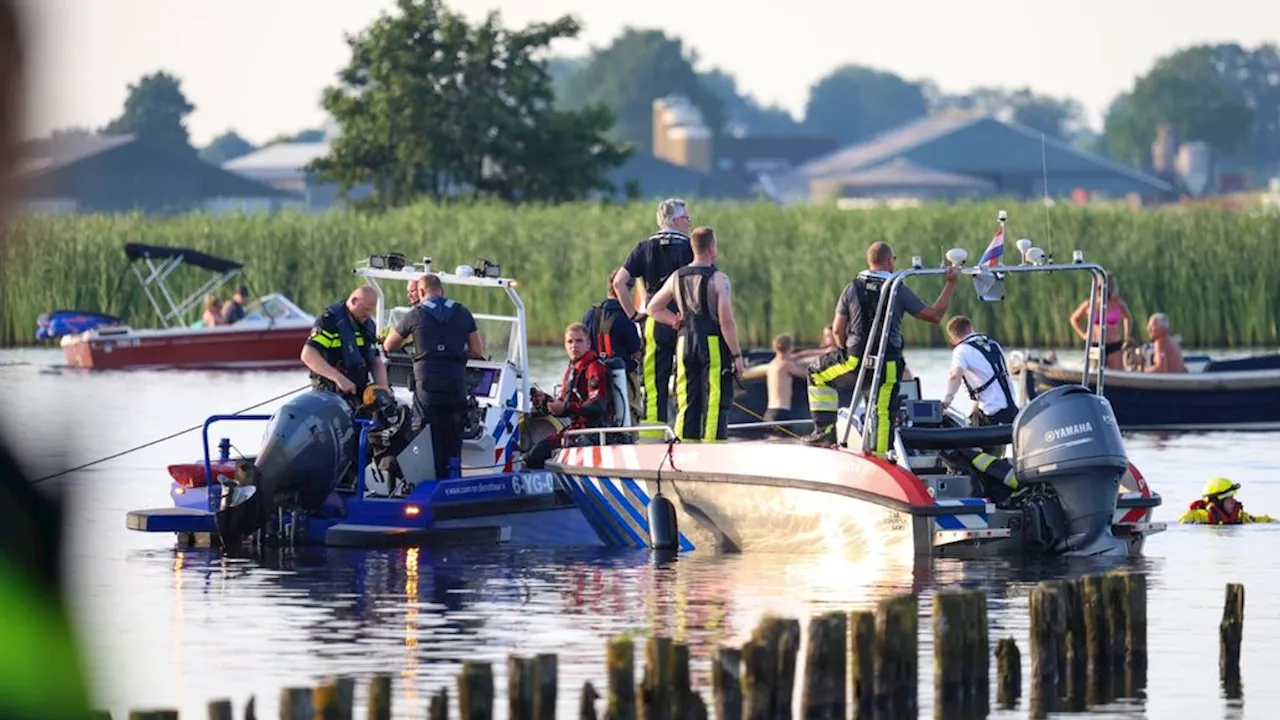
[{"left": 941, "top": 316, "right": 1018, "bottom": 428}]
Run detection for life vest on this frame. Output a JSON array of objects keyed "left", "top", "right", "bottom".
[
  {"left": 326, "top": 301, "right": 376, "bottom": 378},
  {"left": 959, "top": 333, "right": 1017, "bottom": 410},
  {"left": 635, "top": 230, "right": 693, "bottom": 312},
  {"left": 1188, "top": 498, "right": 1242, "bottom": 525},
  {"left": 585, "top": 300, "right": 624, "bottom": 358},
  {"left": 411, "top": 297, "right": 471, "bottom": 399},
  {"left": 672, "top": 264, "right": 722, "bottom": 336},
  {"left": 560, "top": 350, "right": 615, "bottom": 431},
  {"left": 844, "top": 270, "right": 895, "bottom": 358}
]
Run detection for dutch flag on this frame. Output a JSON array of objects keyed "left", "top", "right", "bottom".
[{"left": 979, "top": 222, "right": 1004, "bottom": 268}]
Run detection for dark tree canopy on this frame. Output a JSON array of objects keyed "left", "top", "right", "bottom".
[
  {"left": 199, "top": 130, "right": 256, "bottom": 165},
  {"left": 102, "top": 71, "right": 196, "bottom": 155},
  {"left": 308, "top": 0, "right": 629, "bottom": 207},
  {"left": 803, "top": 65, "right": 928, "bottom": 146}
]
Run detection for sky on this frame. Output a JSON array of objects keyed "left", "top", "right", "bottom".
[{"left": 16, "top": 0, "right": 1280, "bottom": 147}]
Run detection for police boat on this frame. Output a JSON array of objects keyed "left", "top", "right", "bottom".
[
  {"left": 125, "top": 253, "right": 637, "bottom": 549},
  {"left": 548, "top": 216, "right": 1167, "bottom": 559}
]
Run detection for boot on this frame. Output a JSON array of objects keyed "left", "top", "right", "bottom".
[{"left": 802, "top": 412, "right": 837, "bottom": 446}]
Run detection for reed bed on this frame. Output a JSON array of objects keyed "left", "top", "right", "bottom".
[{"left": 3, "top": 201, "right": 1276, "bottom": 348}]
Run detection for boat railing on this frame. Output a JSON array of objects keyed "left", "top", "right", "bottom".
[
  {"left": 201, "top": 414, "right": 272, "bottom": 513},
  {"left": 726, "top": 419, "right": 815, "bottom": 431},
  {"left": 561, "top": 423, "right": 678, "bottom": 445}
]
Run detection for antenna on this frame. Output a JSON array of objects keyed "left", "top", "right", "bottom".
[{"left": 1041, "top": 133, "right": 1054, "bottom": 262}]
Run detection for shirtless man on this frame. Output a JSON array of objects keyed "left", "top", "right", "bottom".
[
  {"left": 1143, "top": 313, "right": 1187, "bottom": 373},
  {"left": 765, "top": 334, "right": 810, "bottom": 425}
]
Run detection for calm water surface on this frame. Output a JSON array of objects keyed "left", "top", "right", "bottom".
[{"left": 3, "top": 346, "right": 1278, "bottom": 719}]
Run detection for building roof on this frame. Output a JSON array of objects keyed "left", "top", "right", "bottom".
[
  {"left": 819, "top": 158, "right": 994, "bottom": 190},
  {"left": 719, "top": 134, "right": 840, "bottom": 169},
  {"left": 223, "top": 141, "right": 330, "bottom": 183},
  {"left": 606, "top": 153, "right": 751, "bottom": 200},
  {"left": 17, "top": 134, "right": 136, "bottom": 177}
]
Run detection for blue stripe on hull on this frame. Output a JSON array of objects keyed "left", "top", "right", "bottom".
[{"left": 559, "top": 474, "right": 696, "bottom": 551}]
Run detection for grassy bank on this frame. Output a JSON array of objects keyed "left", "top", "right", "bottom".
[{"left": 3, "top": 201, "right": 1277, "bottom": 349}]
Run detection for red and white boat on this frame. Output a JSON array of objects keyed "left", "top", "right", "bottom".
[{"left": 39, "top": 243, "right": 314, "bottom": 371}]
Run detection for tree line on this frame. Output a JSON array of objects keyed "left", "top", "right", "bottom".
[{"left": 50, "top": 0, "right": 1280, "bottom": 207}]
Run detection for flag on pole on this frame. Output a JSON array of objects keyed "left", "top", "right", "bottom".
[{"left": 979, "top": 222, "right": 1005, "bottom": 267}]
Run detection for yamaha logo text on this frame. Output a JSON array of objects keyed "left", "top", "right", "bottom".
[{"left": 1044, "top": 422, "right": 1093, "bottom": 443}]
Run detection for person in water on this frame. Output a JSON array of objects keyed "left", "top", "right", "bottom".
[
  {"left": 1179, "top": 477, "right": 1275, "bottom": 524},
  {"left": 764, "top": 333, "right": 810, "bottom": 431},
  {"left": 1069, "top": 272, "right": 1132, "bottom": 370},
  {"left": 1140, "top": 312, "right": 1187, "bottom": 373}
]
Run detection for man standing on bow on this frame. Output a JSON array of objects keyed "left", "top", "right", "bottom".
[{"left": 611, "top": 198, "right": 694, "bottom": 438}]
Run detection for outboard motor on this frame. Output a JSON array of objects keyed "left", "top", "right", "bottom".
[
  {"left": 1012, "top": 384, "right": 1128, "bottom": 556},
  {"left": 218, "top": 390, "right": 358, "bottom": 540}
]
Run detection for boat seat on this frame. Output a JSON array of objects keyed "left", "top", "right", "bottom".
[{"left": 898, "top": 424, "right": 1012, "bottom": 451}]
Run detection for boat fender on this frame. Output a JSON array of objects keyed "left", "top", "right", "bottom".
[
  {"left": 1017, "top": 485, "right": 1069, "bottom": 555},
  {"left": 647, "top": 492, "right": 679, "bottom": 552}
]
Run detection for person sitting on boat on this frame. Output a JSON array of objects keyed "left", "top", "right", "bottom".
[
  {"left": 941, "top": 316, "right": 1018, "bottom": 430},
  {"left": 802, "top": 241, "right": 958, "bottom": 453},
  {"left": 1138, "top": 313, "right": 1188, "bottom": 374},
  {"left": 583, "top": 270, "right": 643, "bottom": 426},
  {"left": 221, "top": 285, "right": 249, "bottom": 324},
  {"left": 1069, "top": 272, "right": 1133, "bottom": 370},
  {"left": 646, "top": 226, "right": 745, "bottom": 442},
  {"left": 383, "top": 273, "right": 485, "bottom": 480},
  {"left": 1179, "top": 477, "right": 1275, "bottom": 524},
  {"left": 201, "top": 294, "right": 225, "bottom": 327},
  {"left": 302, "top": 286, "right": 388, "bottom": 405},
  {"left": 524, "top": 323, "right": 617, "bottom": 469}
]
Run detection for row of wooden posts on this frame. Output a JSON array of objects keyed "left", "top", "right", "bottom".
[{"left": 109, "top": 572, "right": 1248, "bottom": 720}]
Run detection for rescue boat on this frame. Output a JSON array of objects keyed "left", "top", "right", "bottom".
[{"left": 548, "top": 216, "right": 1167, "bottom": 559}]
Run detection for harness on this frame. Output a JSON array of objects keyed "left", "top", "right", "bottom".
[
  {"left": 959, "top": 333, "right": 1017, "bottom": 411},
  {"left": 417, "top": 297, "right": 466, "bottom": 360},
  {"left": 846, "top": 270, "right": 894, "bottom": 358},
  {"left": 640, "top": 231, "right": 693, "bottom": 313},
  {"left": 586, "top": 302, "right": 621, "bottom": 357},
  {"left": 1189, "top": 498, "right": 1242, "bottom": 525},
  {"left": 673, "top": 264, "right": 721, "bottom": 336},
  {"left": 327, "top": 301, "right": 376, "bottom": 378}
]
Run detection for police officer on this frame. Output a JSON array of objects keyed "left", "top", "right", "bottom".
[
  {"left": 941, "top": 315, "right": 1018, "bottom": 427},
  {"left": 803, "top": 242, "right": 958, "bottom": 454},
  {"left": 383, "top": 274, "right": 485, "bottom": 480},
  {"left": 646, "top": 227, "right": 744, "bottom": 442},
  {"left": 301, "top": 286, "right": 388, "bottom": 404},
  {"left": 611, "top": 198, "right": 694, "bottom": 438}
]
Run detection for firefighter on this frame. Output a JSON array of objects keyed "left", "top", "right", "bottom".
[
  {"left": 646, "top": 227, "right": 744, "bottom": 442},
  {"left": 1179, "top": 477, "right": 1275, "bottom": 524},
  {"left": 803, "top": 242, "right": 958, "bottom": 454},
  {"left": 611, "top": 198, "right": 694, "bottom": 439}
]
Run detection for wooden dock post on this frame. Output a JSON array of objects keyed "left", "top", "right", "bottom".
[
  {"left": 366, "top": 676, "right": 391, "bottom": 720},
  {"left": 1028, "top": 582, "right": 1063, "bottom": 718},
  {"left": 849, "top": 611, "right": 875, "bottom": 719},
  {"left": 1102, "top": 572, "right": 1129, "bottom": 698},
  {"left": 801, "top": 611, "right": 847, "bottom": 719},
  {"left": 457, "top": 661, "right": 495, "bottom": 720},
  {"left": 1220, "top": 582, "right": 1245, "bottom": 699},
  {"left": 712, "top": 647, "right": 743, "bottom": 720},
  {"left": 995, "top": 638, "right": 1021, "bottom": 709},
  {"left": 639, "top": 635, "right": 674, "bottom": 720},
  {"left": 509, "top": 655, "right": 535, "bottom": 720},
  {"left": 872, "top": 594, "right": 918, "bottom": 718},
  {"left": 606, "top": 636, "right": 636, "bottom": 720},
  {"left": 1124, "top": 573, "right": 1148, "bottom": 697},
  {"left": 970, "top": 590, "right": 990, "bottom": 718},
  {"left": 1056, "top": 579, "right": 1087, "bottom": 711},
  {"left": 742, "top": 615, "right": 801, "bottom": 720},
  {"left": 313, "top": 682, "right": 338, "bottom": 720},
  {"left": 206, "top": 699, "right": 233, "bottom": 720},
  {"left": 128, "top": 712, "right": 178, "bottom": 720},
  {"left": 578, "top": 682, "right": 599, "bottom": 720},
  {"left": 533, "top": 653, "right": 558, "bottom": 720},
  {"left": 1080, "top": 573, "right": 1109, "bottom": 705},
  {"left": 672, "top": 644, "right": 698, "bottom": 720},
  {"left": 934, "top": 590, "right": 989, "bottom": 719},
  {"left": 279, "top": 688, "right": 313, "bottom": 720},
  {"left": 244, "top": 696, "right": 256, "bottom": 720},
  {"left": 429, "top": 688, "right": 449, "bottom": 720}
]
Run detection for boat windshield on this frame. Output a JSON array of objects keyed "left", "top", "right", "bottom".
[
  {"left": 386, "top": 306, "right": 521, "bottom": 367},
  {"left": 241, "top": 293, "right": 313, "bottom": 323}
]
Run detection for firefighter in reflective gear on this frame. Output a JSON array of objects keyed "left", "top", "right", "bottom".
[
  {"left": 803, "top": 242, "right": 958, "bottom": 453},
  {"left": 301, "top": 286, "right": 389, "bottom": 405},
  {"left": 611, "top": 198, "right": 695, "bottom": 438},
  {"left": 525, "top": 323, "right": 617, "bottom": 469},
  {"left": 584, "top": 270, "right": 643, "bottom": 426},
  {"left": 940, "top": 447, "right": 1020, "bottom": 504},
  {"left": 1179, "top": 477, "right": 1275, "bottom": 524},
  {"left": 646, "top": 227, "right": 745, "bottom": 442}
]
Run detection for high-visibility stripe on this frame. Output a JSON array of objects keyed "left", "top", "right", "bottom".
[
  {"left": 807, "top": 386, "right": 839, "bottom": 413},
  {"left": 811, "top": 355, "right": 859, "bottom": 385},
  {"left": 674, "top": 334, "right": 689, "bottom": 440},
  {"left": 307, "top": 334, "right": 341, "bottom": 349},
  {"left": 704, "top": 337, "right": 723, "bottom": 442},
  {"left": 874, "top": 360, "right": 899, "bottom": 456},
  {"left": 641, "top": 317, "right": 662, "bottom": 439}
]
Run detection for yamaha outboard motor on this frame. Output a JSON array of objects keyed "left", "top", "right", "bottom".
[
  {"left": 218, "top": 390, "right": 357, "bottom": 539},
  {"left": 1013, "top": 384, "right": 1128, "bottom": 556}
]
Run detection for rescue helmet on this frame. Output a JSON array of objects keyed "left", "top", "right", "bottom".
[{"left": 1203, "top": 476, "right": 1241, "bottom": 499}]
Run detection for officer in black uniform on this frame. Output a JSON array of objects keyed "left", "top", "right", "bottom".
[
  {"left": 301, "top": 285, "right": 388, "bottom": 405},
  {"left": 383, "top": 274, "right": 485, "bottom": 480},
  {"left": 611, "top": 198, "right": 694, "bottom": 439},
  {"left": 646, "top": 227, "right": 744, "bottom": 442},
  {"left": 803, "top": 242, "right": 958, "bottom": 454}
]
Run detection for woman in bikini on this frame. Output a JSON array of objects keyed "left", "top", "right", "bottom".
[{"left": 1069, "top": 272, "right": 1132, "bottom": 370}]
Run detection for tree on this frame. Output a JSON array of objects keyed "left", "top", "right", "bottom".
[
  {"left": 308, "top": 0, "right": 629, "bottom": 207},
  {"left": 699, "top": 68, "right": 801, "bottom": 136},
  {"left": 1103, "top": 45, "right": 1257, "bottom": 167},
  {"left": 546, "top": 55, "right": 585, "bottom": 105},
  {"left": 560, "top": 28, "right": 726, "bottom": 155},
  {"left": 924, "top": 84, "right": 1083, "bottom": 139},
  {"left": 102, "top": 71, "right": 196, "bottom": 154},
  {"left": 802, "top": 65, "right": 928, "bottom": 146},
  {"left": 199, "top": 131, "right": 256, "bottom": 164}
]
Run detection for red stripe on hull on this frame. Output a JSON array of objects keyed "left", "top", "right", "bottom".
[{"left": 63, "top": 326, "right": 312, "bottom": 370}]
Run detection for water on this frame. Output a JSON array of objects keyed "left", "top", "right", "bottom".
[{"left": 3, "top": 345, "right": 1279, "bottom": 719}]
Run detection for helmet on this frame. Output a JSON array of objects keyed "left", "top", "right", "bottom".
[{"left": 1203, "top": 477, "right": 1240, "bottom": 498}]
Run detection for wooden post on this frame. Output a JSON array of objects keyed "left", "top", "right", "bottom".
[
  {"left": 1056, "top": 579, "right": 1087, "bottom": 711},
  {"left": 849, "top": 611, "right": 875, "bottom": 720},
  {"left": 207, "top": 699, "right": 233, "bottom": 720},
  {"left": 429, "top": 689, "right": 449, "bottom": 720},
  {"left": 742, "top": 615, "right": 802, "bottom": 720},
  {"left": 244, "top": 696, "right": 257, "bottom": 720},
  {"left": 672, "top": 644, "right": 692, "bottom": 720},
  {"left": 1220, "top": 582, "right": 1245, "bottom": 699},
  {"left": 801, "top": 611, "right": 847, "bottom": 720},
  {"left": 872, "top": 594, "right": 917, "bottom": 717},
  {"left": 129, "top": 712, "right": 179, "bottom": 720},
  {"left": 533, "top": 653, "right": 558, "bottom": 720},
  {"left": 712, "top": 647, "right": 743, "bottom": 720},
  {"left": 315, "top": 678, "right": 353, "bottom": 720},
  {"left": 1124, "top": 573, "right": 1148, "bottom": 697},
  {"left": 639, "top": 635, "right": 674, "bottom": 720},
  {"left": 931, "top": 592, "right": 965, "bottom": 714},
  {"left": 366, "top": 676, "right": 391, "bottom": 720},
  {"left": 995, "top": 637, "right": 1021, "bottom": 709},
  {"left": 280, "top": 688, "right": 313, "bottom": 720},
  {"left": 1028, "top": 583, "right": 1063, "bottom": 718},
  {"left": 1080, "top": 573, "right": 1109, "bottom": 705},
  {"left": 606, "top": 636, "right": 636, "bottom": 720},
  {"left": 509, "top": 655, "right": 535, "bottom": 720},
  {"left": 970, "top": 590, "right": 989, "bottom": 719},
  {"left": 578, "top": 681, "right": 599, "bottom": 720},
  {"left": 457, "top": 661, "right": 495, "bottom": 720}
]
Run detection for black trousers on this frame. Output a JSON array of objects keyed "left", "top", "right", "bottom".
[
  {"left": 674, "top": 331, "right": 734, "bottom": 442},
  {"left": 640, "top": 317, "right": 678, "bottom": 438},
  {"left": 414, "top": 395, "right": 467, "bottom": 480}
]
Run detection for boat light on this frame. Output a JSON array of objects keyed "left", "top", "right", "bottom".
[
  {"left": 1015, "top": 238, "right": 1033, "bottom": 262},
  {"left": 911, "top": 255, "right": 923, "bottom": 269},
  {"left": 945, "top": 248, "right": 967, "bottom": 266},
  {"left": 1026, "top": 247, "right": 1046, "bottom": 264},
  {"left": 1072, "top": 250, "right": 1084, "bottom": 264},
  {"left": 404, "top": 505, "right": 421, "bottom": 517}
]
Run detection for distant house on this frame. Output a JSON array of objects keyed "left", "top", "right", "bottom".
[
  {"left": 16, "top": 134, "right": 301, "bottom": 215},
  {"left": 221, "top": 137, "right": 374, "bottom": 211},
  {"left": 767, "top": 111, "right": 1175, "bottom": 204}
]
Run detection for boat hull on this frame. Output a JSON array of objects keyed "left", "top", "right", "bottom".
[
  {"left": 1021, "top": 359, "right": 1280, "bottom": 431},
  {"left": 62, "top": 323, "right": 312, "bottom": 370}
]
